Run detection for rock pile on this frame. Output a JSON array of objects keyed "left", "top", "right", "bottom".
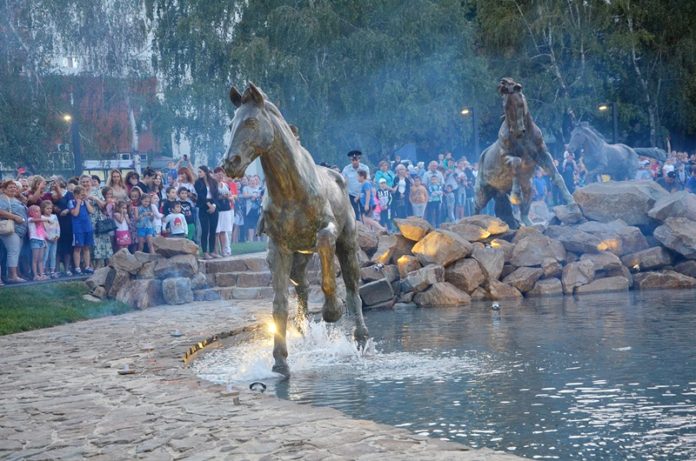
[
  {"left": 85, "top": 237, "right": 209, "bottom": 308},
  {"left": 357, "top": 181, "right": 696, "bottom": 309}
]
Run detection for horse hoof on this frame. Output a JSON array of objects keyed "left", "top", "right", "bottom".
[
  {"left": 322, "top": 300, "right": 344, "bottom": 323},
  {"left": 272, "top": 362, "right": 291, "bottom": 378},
  {"left": 354, "top": 329, "right": 369, "bottom": 350}
]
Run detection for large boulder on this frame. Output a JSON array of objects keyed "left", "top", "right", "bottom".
[
  {"left": 445, "top": 259, "right": 486, "bottom": 294},
  {"left": 490, "top": 238, "right": 514, "bottom": 262},
  {"left": 648, "top": 191, "right": 696, "bottom": 222},
  {"left": 674, "top": 260, "right": 696, "bottom": 279},
  {"left": 487, "top": 280, "right": 523, "bottom": 300},
  {"left": 358, "top": 279, "right": 395, "bottom": 307},
  {"left": 545, "top": 225, "right": 601, "bottom": 255},
  {"left": 552, "top": 204, "right": 585, "bottom": 224},
  {"left": 390, "top": 234, "right": 416, "bottom": 263},
  {"left": 393, "top": 217, "right": 433, "bottom": 242},
  {"left": 413, "top": 282, "right": 471, "bottom": 307},
  {"left": 153, "top": 254, "right": 198, "bottom": 279},
  {"left": 370, "top": 234, "right": 398, "bottom": 265},
  {"left": 620, "top": 247, "right": 673, "bottom": 271},
  {"left": 503, "top": 267, "right": 544, "bottom": 293},
  {"left": 440, "top": 222, "right": 491, "bottom": 242},
  {"left": 356, "top": 221, "right": 379, "bottom": 253},
  {"left": 653, "top": 217, "right": 696, "bottom": 260},
  {"left": 471, "top": 246, "right": 505, "bottom": 281},
  {"left": 580, "top": 252, "right": 624, "bottom": 273},
  {"left": 396, "top": 255, "right": 422, "bottom": 279},
  {"left": 542, "top": 258, "right": 563, "bottom": 279},
  {"left": 527, "top": 278, "right": 563, "bottom": 297},
  {"left": 573, "top": 180, "right": 667, "bottom": 226},
  {"left": 107, "top": 269, "right": 131, "bottom": 298},
  {"left": 561, "top": 260, "right": 596, "bottom": 294},
  {"left": 411, "top": 230, "right": 473, "bottom": 267},
  {"left": 401, "top": 265, "right": 445, "bottom": 293},
  {"left": 115, "top": 279, "right": 163, "bottom": 309},
  {"left": 151, "top": 236, "right": 199, "bottom": 258},
  {"left": 511, "top": 232, "right": 566, "bottom": 267},
  {"left": 575, "top": 276, "right": 630, "bottom": 294},
  {"left": 458, "top": 215, "right": 510, "bottom": 235},
  {"left": 86, "top": 266, "right": 115, "bottom": 290},
  {"left": 633, "top": 271, "right": 696, "bottom": 290},
  {"left": 576, "top": 220, "right": 649, "bottom": 256},
  {"left": 162, "top": 277, "right": 194, "bottom": 305},
  {"left": 360, "top": 264, "right": 399, "bottom": 283},
  {"left": 109, "top": 249, "right": 142, "bottom": 275},
  {"left": 190, "top": 272, "right": 209, "bottom": 290}
]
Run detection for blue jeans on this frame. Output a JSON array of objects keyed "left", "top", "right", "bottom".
[{"left": 44, "top": 240, "right": 58, "bottom": 273}]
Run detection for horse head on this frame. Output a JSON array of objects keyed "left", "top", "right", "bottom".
[
  {"left": 567, "top": 122, "right": 593, "bottom": 154},
  {"left": 498, "top": 78, "right": 527, "bottom": 138},
  {"left": 224, "top": 83, "right": 276, "bottom": 179}
]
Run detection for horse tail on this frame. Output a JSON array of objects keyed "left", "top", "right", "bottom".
[{"left": 633, "top": 147, "right": 667, "bottom": 162}]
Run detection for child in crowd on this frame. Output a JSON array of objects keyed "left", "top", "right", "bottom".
[
  {"left": 27, "top": 204, "right": 48, "bottom": 280},
  {"left": 161, "top": 186, "right": 178, "bottom": 216},
  {"left": 149, "top": 193, "right": 164, "bottom": 235},
  {"left": 444, "top": 184, "right": 456, "bottom": 223},
  {"left": 41, "top": 200, "right": 60, "bottom": 278},
  {"left": 177, "top": 187, "right": 196, "bottom": 240},
  {"left": 376, "top": 178, "right": 392, "bottom": 229},
  {"left": 425, "top": 174, "right": 443, "bottom": 227},
  {"left": 135, "top": 193, "right": 156, "bottom": 253},
  {"left": 163, "top": 202, "right": 188, "bottom": 237},
  {"left": 114, "top": 201, "right": 132, "bottom": 251},
  {"left": 68, "top": 185, "right": 95, "bottom": 274},
  {"left": 357, "top": 169, "right": 385, "bottom": 232}
]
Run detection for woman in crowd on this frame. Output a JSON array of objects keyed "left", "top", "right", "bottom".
[
  {"left": 0, "top": 180, "right": 29, "bottom": 283},
  {"left": 214, "top": 167, "right": 234, "bottom": 256},
  {"left": 241, "top": 175, "right": 263, "bottom": 242},
  {"left": 391, "top": 164, "right": 412, "bottom": 219},
  {"left": 26, "top": 176, "right": 48, "bottom": 206},
  {"left": 151, "top": 172, "right": 165, "bottom": 200},
  {"left": 194, "top": 166, "right": 220, "bottom": 259},
  {"left": 51, "top": 178, "right": 74, "bottom": 275},
  {"left": 106, "top": 169, "right": 129, "bottom": 201},
  {"left": 125, "top": 171, "right": 140, "bottom": 194}
]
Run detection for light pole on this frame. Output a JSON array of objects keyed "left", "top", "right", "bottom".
[
  {"left": 598, "top": 102, "right": 618, "bottom": 144},
  {"left": 461, "top": 106, "right": 479, "bottom": 159}
]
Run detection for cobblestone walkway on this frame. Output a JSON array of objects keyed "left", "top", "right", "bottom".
[{"left": 0, "top": 299, "right": 523, "bottom": 460}]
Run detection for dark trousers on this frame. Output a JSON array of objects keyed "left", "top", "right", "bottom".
[
  {"left": 350, "top": 195, "right": 361, "bottom": 220},
  {"left": 199, "top": 210, "right": 219, "bottom": 253},
  {"left": 425, "top": 201, "right": 441, "bottom": 228}
]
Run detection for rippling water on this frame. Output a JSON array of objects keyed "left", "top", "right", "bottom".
[{"left": 194, "top": 289, "right": 696, "bottom": 460}]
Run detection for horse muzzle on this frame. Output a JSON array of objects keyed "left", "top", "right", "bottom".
[{"left": 224, "top": 155, "right": 245, "bottom": 179}]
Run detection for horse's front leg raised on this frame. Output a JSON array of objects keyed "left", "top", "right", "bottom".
[
  {"left": 317, "top": 222, "right": 344, "bottom": 323},
  {"left": 540, "top": 151, "right": 576, "bottom": 205},
  {"left": 267, "top": 240, "right": 293, "bottom": 377}
]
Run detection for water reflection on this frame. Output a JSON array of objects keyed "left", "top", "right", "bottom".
[{"left": 195, "top": 289, "right": 696, "bottom": 460}]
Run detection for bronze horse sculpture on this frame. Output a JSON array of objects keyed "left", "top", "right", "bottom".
[
  {"left": 223, "top": 83, "right": 369, "bottom": 378},
  {"left": 475, "top": 78, "right": 576, "bottom": 228},
  {"left": 566, "top": 122, "right": 666, "bottom": 182}
]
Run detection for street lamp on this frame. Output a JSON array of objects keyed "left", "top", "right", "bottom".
[
  {"left": 62, "top": 112, "right": 82, "bottom": 175},
  {"left": 460, "top": 106, "right": 479, "bottom": 159},
  {"left": 598, "top": 102, "right": 618, "bottom": 144}
]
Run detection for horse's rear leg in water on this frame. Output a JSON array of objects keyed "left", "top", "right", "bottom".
[
  {"left": 336, "top": 233, "right": 369, "bottom": 348},
  {"left": 539, "top": 151, "right": 576, "bottom": 205},
  {"left": 317, "top": 223, "right": 343, "bottom": 323},
  {"left": 290, "top": 252, "right": 312, "bottom": 333},
  {"left": 268, "top": 241, "right": 292, "bottom": 377}
]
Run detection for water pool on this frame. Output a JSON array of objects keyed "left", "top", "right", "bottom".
[{"left": 195, "top": 289, "right": 696, "bottom": 460}]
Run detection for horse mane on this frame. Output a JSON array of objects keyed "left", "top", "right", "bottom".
[{"left": 577, "top": 122, "right": 607, "bottom": 143}]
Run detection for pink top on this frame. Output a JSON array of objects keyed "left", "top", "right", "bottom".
[{"left": 28, "top": 219, "right": 47, "bottom": 241}]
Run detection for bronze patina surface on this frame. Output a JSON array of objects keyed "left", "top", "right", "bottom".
[
  {"left": 475, "top": 78, "right": 576, "bottom": 228},
  {"left": 223, "top": 83, "right": 369, "bottom": 377}
]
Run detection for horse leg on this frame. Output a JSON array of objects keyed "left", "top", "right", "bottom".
[
  {"left": 505, "top": 155, "right": 523, "bottom": 206},
  {"left": 540, "top": 151, "right": 576, "bottom": 205},
  {"left": 290, "top": 252, "right": 312, "bottom": 333},
  {"left": 336, "top": 232, "right": 369, "bottom": 348},
  {"left": 267, "top": 240, "right": 292, "bottom": 377},
  {"left": 474, "top": 181, "right": 491, "bottom": 215},
  {"left": 494, "top": 193, "right": 518, "bottom": 229},
  {"left": 519, "top": 179, "right": 534, "bottom": 226},
  {"left": 317, "top": 222, "right": 343, "bottom": 323}
]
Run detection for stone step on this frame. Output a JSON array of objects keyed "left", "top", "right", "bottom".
[
  {"left": 199, "top": 256, "right": 268, "bottom": 274},
  {"left": 193, "top": 286, "right": 278, "bottom": 301},
  {"left": 214, "top": 270, "right": 323, "bottom": 288}
]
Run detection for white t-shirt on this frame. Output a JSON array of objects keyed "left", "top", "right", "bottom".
[{"left": 163, "top": 213, "right": 188, "bottom": 235}]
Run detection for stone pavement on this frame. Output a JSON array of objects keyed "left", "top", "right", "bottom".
[{"left": 0, "top": 299, "right": 524, "bottom": 460}]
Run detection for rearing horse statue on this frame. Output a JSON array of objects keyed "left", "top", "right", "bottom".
[
  {"left": 475, "top": 78, "right": 576, "bottom": 228},
  {"left": 223, "top": 83, "right": 369, "bottom": 377}
]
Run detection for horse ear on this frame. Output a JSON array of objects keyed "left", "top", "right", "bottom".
[
  {"left": 513, "top": 83, "right": 523, "bottom": 92},
  {"left": 497, "top": 80, "right": 509, "bottom": 95},
  {"left": 245, "top": 82, "right": 265, "bottom": 107},
  {"left": 230, "top": 87, "right": 242, "bottom": 108}
]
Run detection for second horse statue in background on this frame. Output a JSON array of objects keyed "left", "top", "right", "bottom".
[
  {"left": 223, "top": 83, "right": 369, "bottom": 378},
  {"left": 475, "top": 78, "right": 576, "bottom": 228}
]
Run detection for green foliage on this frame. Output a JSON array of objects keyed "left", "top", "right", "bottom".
[{"left": 0, "top": 282, "right": 133, "bottom": 335}]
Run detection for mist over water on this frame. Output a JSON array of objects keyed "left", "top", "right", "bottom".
[{"left": 195, "top": 290, "right": 696, "bottom": 460}]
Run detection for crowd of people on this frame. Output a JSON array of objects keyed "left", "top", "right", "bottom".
[
  {"left": 2, "top": 146, "right": 694, "bottom": 285},
  {"left": 0, "top": 162, "right": 266, "bottom": 285}
]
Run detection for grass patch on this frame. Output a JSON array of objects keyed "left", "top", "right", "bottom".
[
  {"left": 0, "top": 282, "right": 134, "bottom": 336},
  {"left": 230, "top": 240, "right": 267, "bottom": 255}
]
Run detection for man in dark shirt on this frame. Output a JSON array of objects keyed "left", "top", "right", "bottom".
[
  {"left": 657, "top": 171, "right": 684, "bottom": 193},
  {"left": 685, "top": 167, "right": 696, "bottom": 194}
]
